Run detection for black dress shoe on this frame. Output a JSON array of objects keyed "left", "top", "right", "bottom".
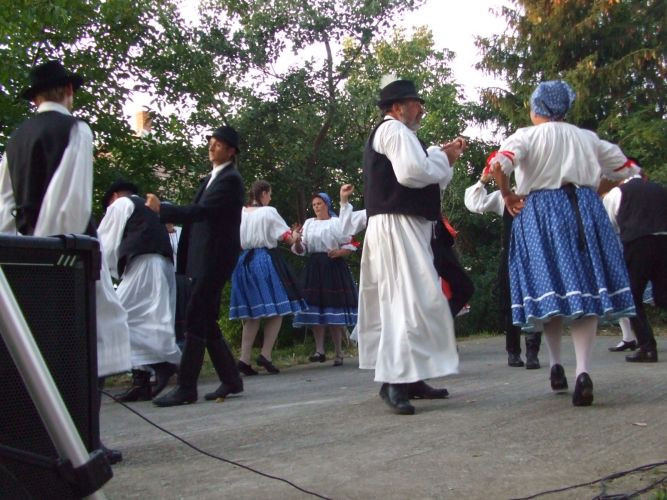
[
  {"left": 550, "top": 364, "right": 568, "bottom": 392},
  {"left": 117, "top": 369, "right": 151, "bottom": 402},
  {"left": 309, "top": 352, "right": 326, "bottom": 363},
  {"left": 609, "top": 340, "right": 637, "bottom": 352},
  {"left": 572, "top": 372, "right": 594, "bottom": 407},
  {"left": 204, "top": 381, "right": 244, "bottom": 401},
  {"left": 238, "top": 360, "right": 259, "bottom": 376},
  {"left": 508, "top": 353, "right": 524, "bottom": 367},
  {"left": 333, "top": 356, "right": 344, "bottom": 367},
  {"left": 407, "top": 380, "right": 449, "bottom": 399},
  {"left": 153, "top": 385, "right": 198, "bottom": 407},
  {"left": 379, "top": 383, "right": 415, "bottom": 415},
  {"left": 151, "top": 362, "right": 178, "bottom": 398},
  {"left": 525, "top": 353, "right": 540, "bottom": 370},
  {"left": 626, "top": 349, "right": 658, "bottom": 363},
  {"left": 256, "top": 354, "right": 280, "bottom": 374},
  {"left": 100, "top": 444, "right": 123, "bottom": 465}
]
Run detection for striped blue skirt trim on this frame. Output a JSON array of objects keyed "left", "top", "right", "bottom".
[
  {"left": 229, "top": 248, "right": 306, "bottom": 319},
  {"left": 509, "top": 186, "right": 635, "bottom": 331},
  {"left": 292, "top": 253, "right": 358, "bottom": 327}
]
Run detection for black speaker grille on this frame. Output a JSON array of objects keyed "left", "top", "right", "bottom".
[{"left": 0, "top": 240, "right": 97, "bottom": 500}]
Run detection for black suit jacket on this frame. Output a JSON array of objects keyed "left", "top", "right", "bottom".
[{"left": 160, "top": 164, "right": 244, "bottom": 282}]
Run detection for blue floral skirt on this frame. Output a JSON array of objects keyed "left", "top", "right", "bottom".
[
  {"left": 229, "top": 248, "right": 306, "bottom": 319},
  {"left": 293, "top": 253, "right": 358, "bottom": 327},
  {"left": 509, "top": 186, "right": 635, "bottom": 331}
]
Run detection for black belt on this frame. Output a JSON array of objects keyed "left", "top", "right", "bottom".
[{"left": 562, "top": 184, "right": 586, "bottom": 251}]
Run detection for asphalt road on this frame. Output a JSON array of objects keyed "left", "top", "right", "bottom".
[{"left": 100, "top": 333, "right": 666, "bottom": 499}]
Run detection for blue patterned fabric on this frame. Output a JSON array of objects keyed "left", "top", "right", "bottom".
[
  {"left": 530, "top": 80, "right": 576, "bottom": 120},
  {"left": 229, "top": 248, "right": 306, "bottom": 319},
  {"left": 509, "top": 186, "right": 636, "bottom": 331}
]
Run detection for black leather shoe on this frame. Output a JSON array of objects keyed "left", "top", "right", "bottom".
[
  {"left": 572, "top": 372, "right": 594, "bottom": 407},
  {"left": 204, "top": 381, "right": 244, "bottom": 401},
  {"left": 525, "top": 353, "right": 540, "bottom": 370},
  {"left": 626, "top": 349, "right": 658, "bottom": 363},
  {"left": 333, "top": 356, "right": 344, "bottom": 367},
  {"left": 379, "top": 383, "right": 415, "bottom": 415},
  {"left": 256, "top": 354, "right": 280, "bottom": 374},
  {"left": 238, "top": 360, "right": 259, "bottom": 376},
  {"left": 100, "top": 444, "right": 123, "bottom": 465},
  {"left": 151, "top": 362, "right": 178, "bottom": 398},
  {"left": 309, "top": 352, "right": 326, "bottom": 363},
  {"left": 508, "top": 353, "right": 524, "bottom": 367},
  {"left": 609, "top": 340, "right": 637, "bottom": 352},
  {"left": 550, "top": 364, "right": 568, "bottom": 392},
  {"left": 117, "top": 369, "right": 151, "bottom": 402},
  {"left": 153, "top": 385, "right": 198, "bottom": 407},
  {"left": 407, "top": 380, "right": 449, "bottom": 399}
]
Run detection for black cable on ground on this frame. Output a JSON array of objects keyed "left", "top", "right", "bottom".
[
  {"left": 101, "top": 390, "right": 332, "bottom": 500},
  {"left": 511, "top": 460, "right": 667, "bottom": 500}
]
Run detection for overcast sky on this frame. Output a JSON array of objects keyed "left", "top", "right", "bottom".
[{"left": 128, "top": 1, "right": 512, "bottom": 139}]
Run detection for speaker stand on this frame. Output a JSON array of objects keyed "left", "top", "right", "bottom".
[{"left": 0, "top": 267, "right": 111, "bottom": 499}]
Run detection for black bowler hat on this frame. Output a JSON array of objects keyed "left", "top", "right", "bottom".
[
  {"left": 102, "top": 179, "right": 139, "bottom": 210},
  {"left": 206, "top": 126, "right": 240, "bottom": 152},
  {"left": 21, "top": 60, "right": 84, "bottom": 101},
  {"left": 377, "top": 79, "right": 424, "bottom": 107}
]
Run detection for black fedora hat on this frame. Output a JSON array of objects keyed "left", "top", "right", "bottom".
[
  {"left": 21, "top": 60, "right": 84, "bottom": 101},
  {"left": 377, "top": 79, "right": 424, "bottom": 107},
  {"left": 102, "top": 179, "right": 139, "bottom": 210},
  {"left": 206, "top": 126, "right": 240, "bottom": 152}
]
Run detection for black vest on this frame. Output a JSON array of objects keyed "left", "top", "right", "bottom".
[
  {"left": 363, "top": 120, "right": 440, "bottom": 221},
  {"left": 6, "top": 111, "right": 79, "bottom": 235},
  {"left": 117, "top": 196, "right": 173, "bottom": 277},
  {"left": 617, "top": 178, "right": 667, "bottom": 243}
]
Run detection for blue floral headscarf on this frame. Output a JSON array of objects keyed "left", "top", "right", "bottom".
[
  {"left": 316, "top": 192, "right": 337, "bottom": 218},
  {"left": 530, "top": 80, "right": 576, "bottom": 120}
]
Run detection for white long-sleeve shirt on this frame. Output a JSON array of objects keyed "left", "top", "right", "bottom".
[
  {"left": 494, "top": 121, "right": 630, "bottom": 196},
  {"left": 0, "top": 102, "right": 93, "bottom": 236},
  {"left": 97, "top": 196, "right": 136, "bottom": 280},
  {"left": 239, "top": 206, "right": 291, "bottom": 249},
  {"left": 291, "top": 216, "right": 357, "bottom": 255},
  {"left": 463, "top": 180, "right": 505, "bottom": 217},
  {"left": 373, "top": 117, "right": 453, "bottom": 190}
]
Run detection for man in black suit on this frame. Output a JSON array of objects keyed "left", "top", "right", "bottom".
[{"left": 147, "top": 126, "right": 245, "bottom": 406}]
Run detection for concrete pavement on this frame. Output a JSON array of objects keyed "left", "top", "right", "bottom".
[{"left": 100, "top": 334, "right": 666, "bottom": 499}]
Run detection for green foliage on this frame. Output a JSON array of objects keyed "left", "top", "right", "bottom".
[
  {"left": 476, "top": 0, "right": 667, "bottom": 178},
  {"left": 3, "top": 0, "right": 513, "bottom": 345}
]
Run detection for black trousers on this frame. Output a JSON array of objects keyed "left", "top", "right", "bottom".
[
  {"left": 431, "top": 221, "right": 474, "bottom": 317},
  {"left": 184, "top": 276, "right": 240, "bottom": 384},
  {"left": 624, "top": 234, "right": 667, "bottom": 352}
]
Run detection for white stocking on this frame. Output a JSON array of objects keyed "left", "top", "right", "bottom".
[
  {"left": 570, "top": 316, "right": 598, "bottom": 378},
  {"left": 542, "top": 316, "right": 564, "bottom": 368},
  {"left": 619, "top": 317, "right": 636, "bottom": 343}
]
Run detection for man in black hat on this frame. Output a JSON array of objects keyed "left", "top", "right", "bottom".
[
  {"left": 357, "top": 79, "right": 466, "bottom": 415},
  {"left": 98, "top": 180, "right": 181, "bottom": 401},
  {"left": 147, "top": 126, "right": 245, "bottom": 407},
  {"left": 0, "top": 60, "right": 131, "bottom": 463}
]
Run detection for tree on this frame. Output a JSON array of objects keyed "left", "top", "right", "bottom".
[
  {"left": 1, "top": 0, "right": 208, "bottom": 217},
  {"left": 476, "top": 0, "right": 667, "bottom": 182}
]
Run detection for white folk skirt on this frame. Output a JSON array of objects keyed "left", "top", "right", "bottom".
[{"left": 357, "top": 214, "right": 459, "bottom": 383}]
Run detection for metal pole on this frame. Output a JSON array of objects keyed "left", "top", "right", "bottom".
[{"left": 0, "top": 267, "right": 106, "bottom": 500}]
